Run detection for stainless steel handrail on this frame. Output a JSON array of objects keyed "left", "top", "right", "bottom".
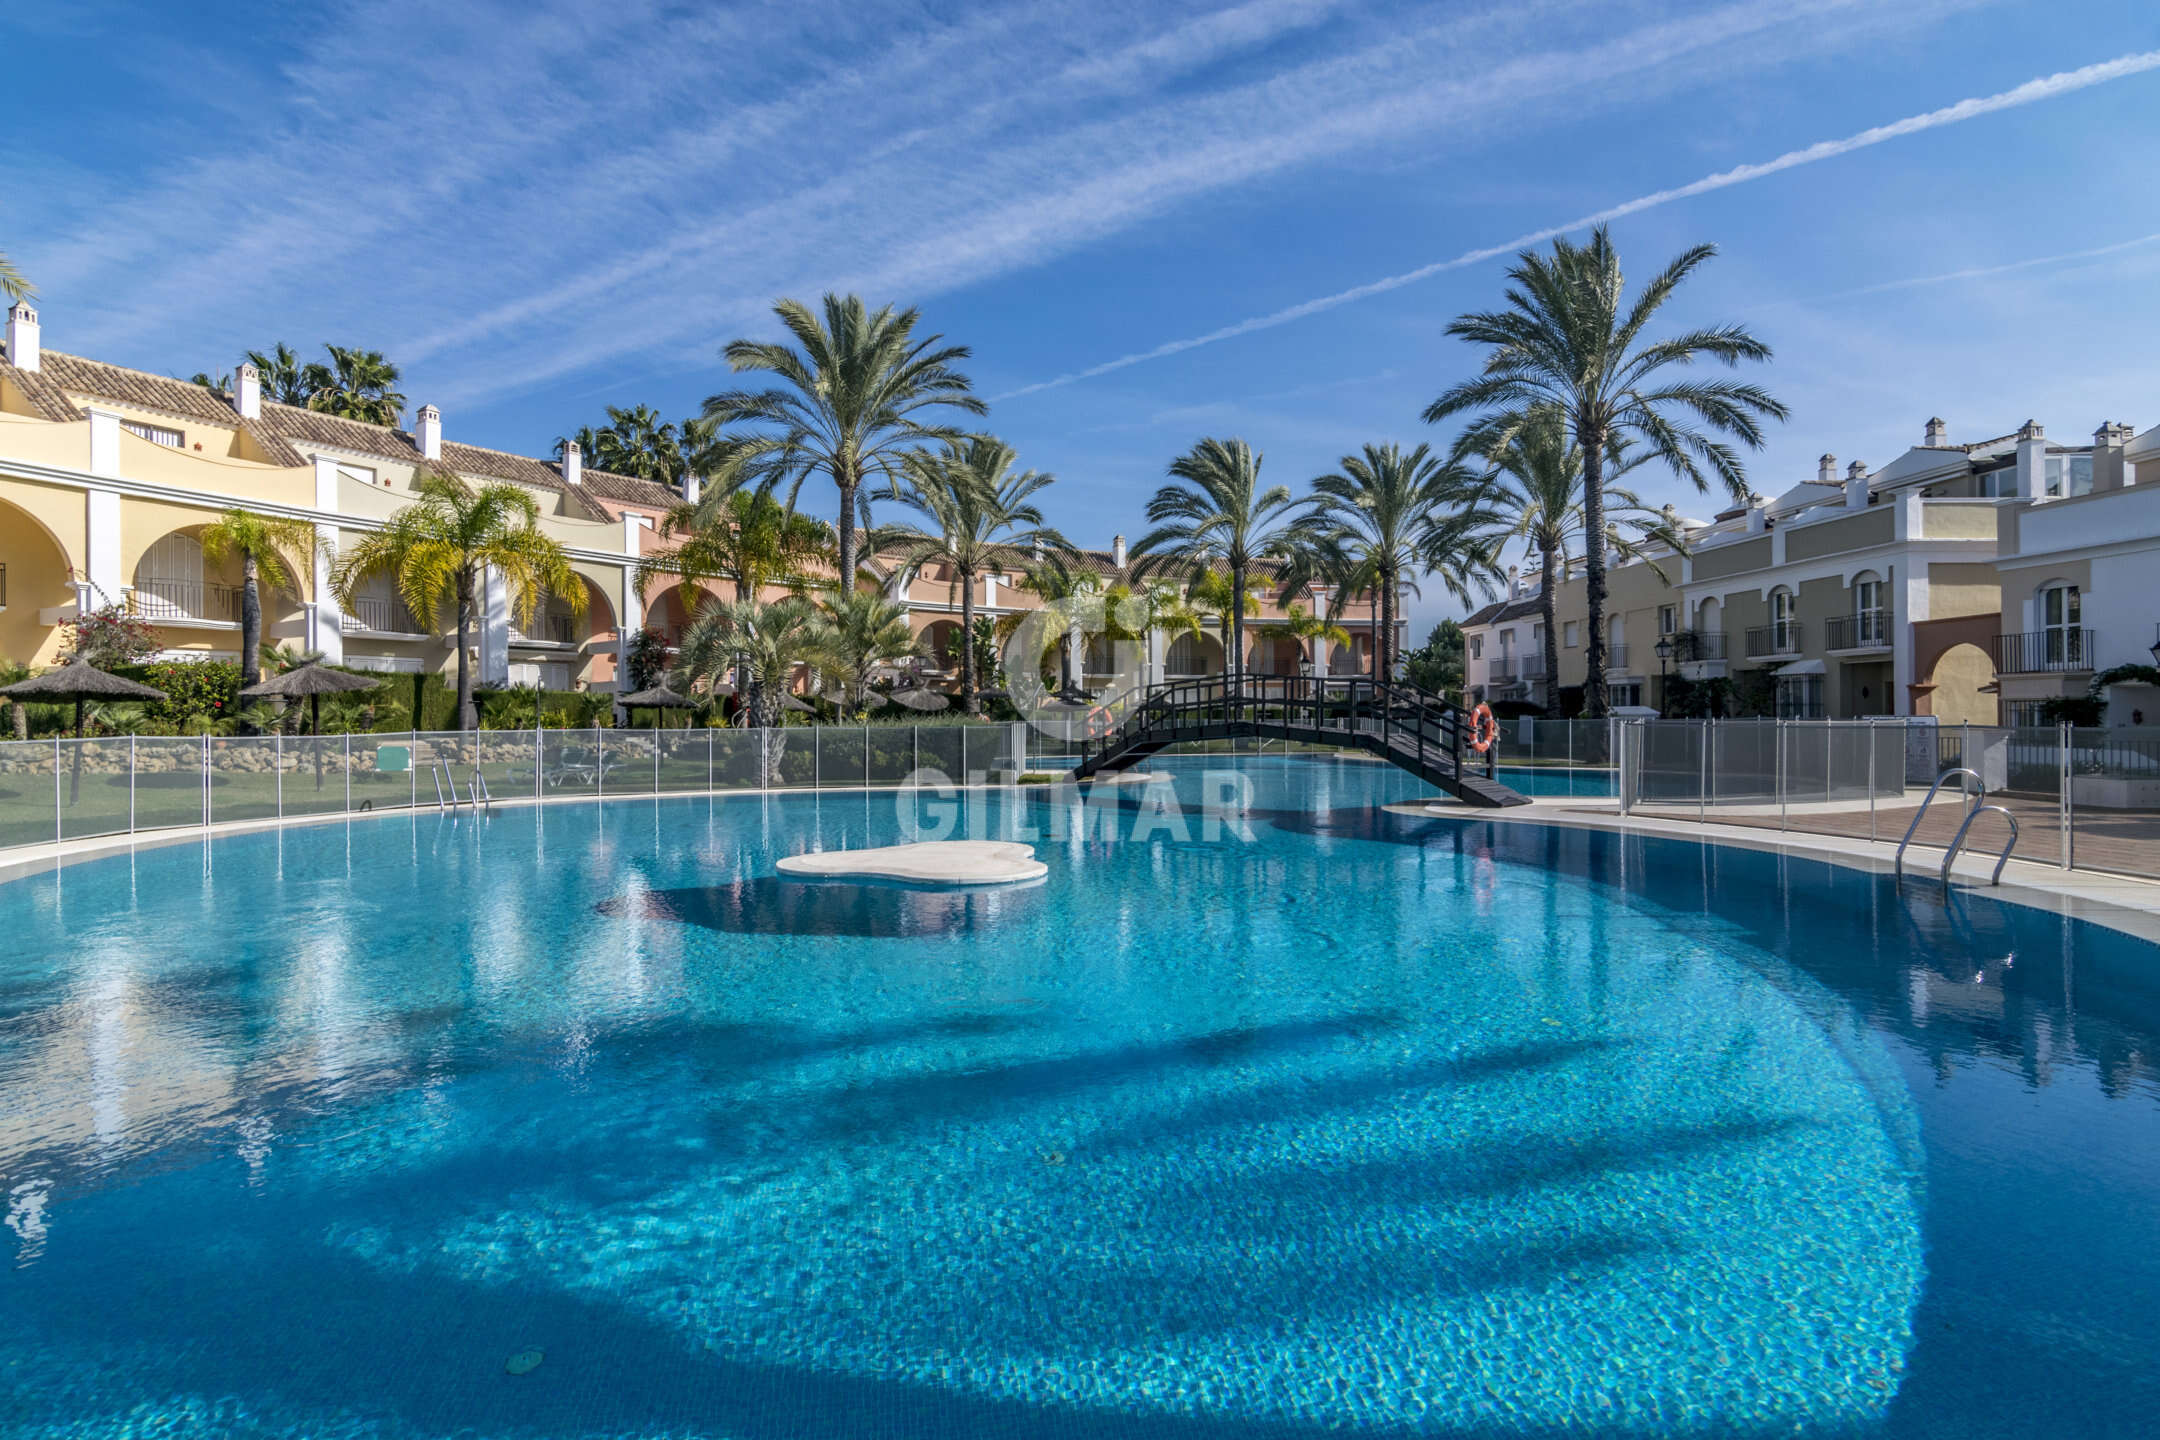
[
  {"left": 1942, "top": 803, "right": 2018, "bottom": 885},
  {"left": 469, "top": 767, "right": 492, "bottom": 812},
  {"left": 1894, "top": 767, "right": 1982, "bottom": 879}
]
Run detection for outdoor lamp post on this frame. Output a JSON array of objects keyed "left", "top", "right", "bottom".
[{"left": 1655, "top": 635, "right": 1673, "bottom": 707}]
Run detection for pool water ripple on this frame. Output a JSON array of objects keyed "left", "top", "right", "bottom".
[{"left": 0, "top": 757, "right": 2154, "bottom": 1438}]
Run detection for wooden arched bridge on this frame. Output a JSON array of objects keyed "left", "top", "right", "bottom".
[{"left": 1067, "top": 676, "right": 1531, "bottom": 808}]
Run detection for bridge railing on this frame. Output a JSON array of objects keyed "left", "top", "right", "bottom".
[{"left": 1075, "top": 675, "right": 1491, "bottom": 782}]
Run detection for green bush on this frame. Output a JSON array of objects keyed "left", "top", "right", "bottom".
[{"left": 120, "top": 659, "right": 243, "bottom": 728}]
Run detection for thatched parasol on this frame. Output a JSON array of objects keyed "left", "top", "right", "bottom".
[
  {"left": 889, "top": 687, "right": 950, "bottom": 713},
  {"left": 0, "top": 658, "right": 167, "bottom": 737},
  {"left": 778, "top": 693, "right": 815, "bottom": 714},
  {"left": 618, "top": 682, "right": 700, "bottom": 729},
  {"left": 239, "top": 660, "right": 382, "bottom": 736}
]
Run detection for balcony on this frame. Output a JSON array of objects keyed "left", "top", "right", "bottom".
[
  {"left": 351, "top": 594, "right": 424, "bottom": 635},
  {"left": 1825, "top": 610, "right": 1891, "bottom": 652},
  {"left": 1603, "top": 644, "right": 1631, "bottom": 672},
  {"left": 130, "top": 577, "right": 243, "bottom": 625},
  {"left": 1517, "top": 655, "right": 1548, "bottom": 683},
  {"left": 1664, "top": 629, "right": 1726, "bottom": 663},
  {"left": 1996, "top": 629, "right": 2095, "bottom": 674},
  {"left": 512, "top": 613, "right": 577, "bottom": 646},
  {"left": 1745, "top": 622, "right": 1803, "bottom": 660}
]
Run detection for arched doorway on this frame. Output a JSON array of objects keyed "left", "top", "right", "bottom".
[
  {"left": 1164, "top": 631, "right": 1224, "bottom": 678},
  {"left": 0, "top": 496, "right": 76, "bottom": 666}
]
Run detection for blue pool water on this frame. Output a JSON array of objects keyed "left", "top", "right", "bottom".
[{"left": 0, "top": 755, "right": 2155, "bottom": 1438}]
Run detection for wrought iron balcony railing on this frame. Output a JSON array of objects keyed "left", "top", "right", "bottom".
[
  {"left": 130, "top": 577, "right": 243, "bottom": 624},
  {"left": 1745, "top": 622, "right": 1803, "bottom": 659},
  {"left": 351, "top": 595, "right": 423, "bottom": 635},
  {"left": 1995, "top": 629, "right": 2094, "bottom": 674},
  {"left": 1825, "top": 611, "right": 1891, "bottom": 650},
  {"left": 1663, "top": 629, "right": 1727, "bottom": 662}
]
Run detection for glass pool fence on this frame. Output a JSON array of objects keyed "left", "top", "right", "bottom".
[
  {"left": 0, "top": 724, "right": 1032, "bottom": 853},
  {"left": 1605, "top": 717, "right": 2160, "bottom": 883}
]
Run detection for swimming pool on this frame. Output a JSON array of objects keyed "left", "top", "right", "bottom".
[{"left": 0, "top": 755, "right": 2154, "bottom": 1437}]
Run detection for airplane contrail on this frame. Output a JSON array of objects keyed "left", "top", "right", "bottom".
[
  {"left": 1765, "top": 230, "right": 2160, "bottom": 307},
  {"left": 996, "top": 48, "right": 2160, "bottom": 401}
]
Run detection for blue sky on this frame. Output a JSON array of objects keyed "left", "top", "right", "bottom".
[{"left": 9, "top": 0, "right": 2160, "bottom": 639}]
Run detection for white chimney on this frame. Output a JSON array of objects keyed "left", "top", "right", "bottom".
[
  {"left": 415, "top": 404, "right": 442, "bottom": 461},
  {"left": 1845, "top": 461, "right": 1869, "bottom": 510},
  {"left": 1746, "top": 493, "right": 1770, "bottom": 535},
  {"left": 560, "top": 440, "right": 582, "bottom": 486},
  {"left": 682, "top": 470, "right": 701, "bottom": 505},
  {"left": 1507, "top": 563, "right": 1521, "bottom": 598},
  {"left": 234, "top": 361, "right": 261, "bottom": 419},
  {"left": 5, "top": 302, "right": 39, "bottom": 372},
  {"left": 1817, "top": 453, "right": 1837, "bottom": 485},
  {"left": 1111, "top": 533, "right": 1126, "bottom": 568},
  {"left": 1924, "top": 416, "right": 1948, "bottom": 447}
]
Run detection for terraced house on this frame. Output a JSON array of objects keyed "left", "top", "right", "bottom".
[
  {"left": 0, "top": 303, "right": 1398, "bottom": 698},
  {"left": 1464, "top": 413, "right": 2160, "bottom": 726}
]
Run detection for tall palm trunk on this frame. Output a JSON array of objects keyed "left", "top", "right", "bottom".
[
  {"left": 958, "top": 567, "right": 978, "bottom": 713},
  {"left": 1538, "top": 541, "right": 1562, "bottom": 718},
  {"left": 1379, "top": 566, "right": 1395, "bottom": 680},
  {"left": 239, "top": 552, "right": 264, "bottom": 689},
  {"left": 1229, "top": 562, "right": 1246, "bottom": 695},
  {"left": 455, "top": 570, "right": 476, "bottom": 732},
  {"left": 834, "top": 463, "right": 860, "bottom": 597},
  {"left": 1580, "top": 425, "right": 1610, "bottom": 718}
]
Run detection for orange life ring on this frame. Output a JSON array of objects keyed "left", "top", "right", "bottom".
[
  {"left": 1084, "top": 706, "right": 1116, "bottom": 739},
  {"left": 1468, "top": 702, "right": 1498, "bottom": 754}
]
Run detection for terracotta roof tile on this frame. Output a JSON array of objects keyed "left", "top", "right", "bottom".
[
  {"left": 577, "top": 466, "right": 683, "bottom": 510},
  {"left": 3, "top": 349, "right": 306, "bottom": 465}
]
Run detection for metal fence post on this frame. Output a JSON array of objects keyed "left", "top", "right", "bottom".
[
  {"left": 864, "top": 724, "right": 871, "bottom": 787},
  {"left": 534, "top": 728, "right": 542, "bottom": 801},
  {"left": 52, "top": 738, "right": 61, "bottom": 845},
  {"left": 654, "top": 726, "right": 661, "bottom": 793},
  {"left": 2060, "top": 721, "right": 2073, "bottom": 870},
  {"left": 346, "top": 733, "right": 353, "bottom": 813},
  {"left": 913, "top": 725, "right": 920, "bottom": 780},
  {"left": 202, "top": 734, "right": 212, "bottom": 829},
  {"left": 1867, "top": 722, "right": 1877, "bottom": 846},
  {"left": 129, "top": 735, "right": 138, "bottom": 835},
  {"left": 1699, "top": 719, "right": 1708, "bottom": 826},
  {"left": 1777, "top": 719, "right": 1788, "bottom": 833},
  {"left": 813, "top": 725, "right": 821, "bottom": 788},
  {"left": 276, "top": 732, "right": 284, "bottom": 820}
]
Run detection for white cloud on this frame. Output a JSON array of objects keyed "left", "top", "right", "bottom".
[
  {"left": 997, "top": 45, "right": 2160, "bottom": 399},
  {"left": 12, "top": 0, "right": 1992, "bottom": 420}
]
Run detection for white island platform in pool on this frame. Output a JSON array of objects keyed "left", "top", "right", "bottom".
[{"left": 775, "top": 840, "right": 1047, "bottom": 884}]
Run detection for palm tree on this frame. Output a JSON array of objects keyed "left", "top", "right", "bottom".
[
  {"left": 0, "top": 249, "right": 32, "bottom": 304},
  {"left": 246, "top": 343, "right": 314, "bottom": 406},
  {"left": 1291, "top": 442, "right": 1502, "bottom": 682},
  {"left": 1257, "top": 602, "right": 1353, "bottom": 677},
  {"left": 1458, "top": 410, "right": 1682, "bottom": 714},
  {"left": 637, "top": 488, "right": 834, "bottom": 605},
  {"left": 1423, "top": 226, "right": 1785, "bottom": 715},
  {"left": 331, "top": 469, "right": 584, "bottom": 730},
  {"left": 561, "top": 404, "right": 692, "bottom": 488},
  {"left": 872, "top": 438, "right": 1071, "bottom": 713},
  {"left": 304, "top": 346, "right": 406, "bottom": 426},
  {"left": 706, "top": 294, "right": 985, "bottom": 591},
  {"left": 675, "top": 594, "right": 822, "bottom": 726},
  {"left": 1131, "top": 438, "right": 1300, "bottom": 692},
  {"left": 197, "top": 509, "right": 318, "bottom": 691},
  {"left": 814, "top": 591, "right": 920, "bottom": 714}
]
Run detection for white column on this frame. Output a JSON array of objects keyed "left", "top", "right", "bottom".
[
  {"left": 1894, "top": 562, "right": 1926, "bottom": 716},
  {"left": 479, "top": 565, "right": 510, "bottom": 687},
  {"left": 614, "top": 517, "right": 644, "bottom": 709},
  {"left": 309, "top": 457, "right": 344, "bottom": 663},
  {"left": 1145, "top": 627, "right": 1164, "bottom": 687},
  {"left": 85, "top": 407, "right": 122, "bottom": 479},
  {"left": 83, "top": 486, "right": 123, "bottom": 612}
]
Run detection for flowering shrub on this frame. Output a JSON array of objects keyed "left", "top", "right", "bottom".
[
  {"left": 133, "top": 659, "right": 242, "bottom": 728},
  {"left": 65, "top": 605, "right": 161, "bottom": 669}
]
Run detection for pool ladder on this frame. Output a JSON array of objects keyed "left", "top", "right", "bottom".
[
  {"left": 428, "top": 758, "right": 493, "bottom": 813},
  {"left": 1895, "top": 766, "right": 2018, "bottom": 886}
]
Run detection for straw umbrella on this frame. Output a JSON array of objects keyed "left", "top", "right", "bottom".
[
  {"left": 889, "top": 686, "right": 950, "bottom": 714},
  {"left": 238, "top": 660, "right": 382, "bottom": 736},
  {"left": 0, "top": 658, "right": 166, "bottom": 738},
  {"left": 617, "top": 682, "right": 700, "bottom": 730},
  {"left": 0, "top": 659, "right": 168, "bottom": 804}
]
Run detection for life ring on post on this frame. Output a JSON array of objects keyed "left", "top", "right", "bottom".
[
  {"left": 1467, "top": 702, "right": 1498, "bottom": 754},
  {"left": 1083, "top": 705, "right": 1116, "bottom": 740}
]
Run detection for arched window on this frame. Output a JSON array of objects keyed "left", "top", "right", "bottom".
[
  {"left": 1851, "top": 571, "right": 1885, "bottom": 646},
  {"left": 132, "top": 532, "right": 214, "bottom": 621},
  {"left": 2037, "top": 581, "right": 2084, "bottom": 667},
  {"left": 1769, "top": 587, "right": 1795, "bottom": 651}
]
